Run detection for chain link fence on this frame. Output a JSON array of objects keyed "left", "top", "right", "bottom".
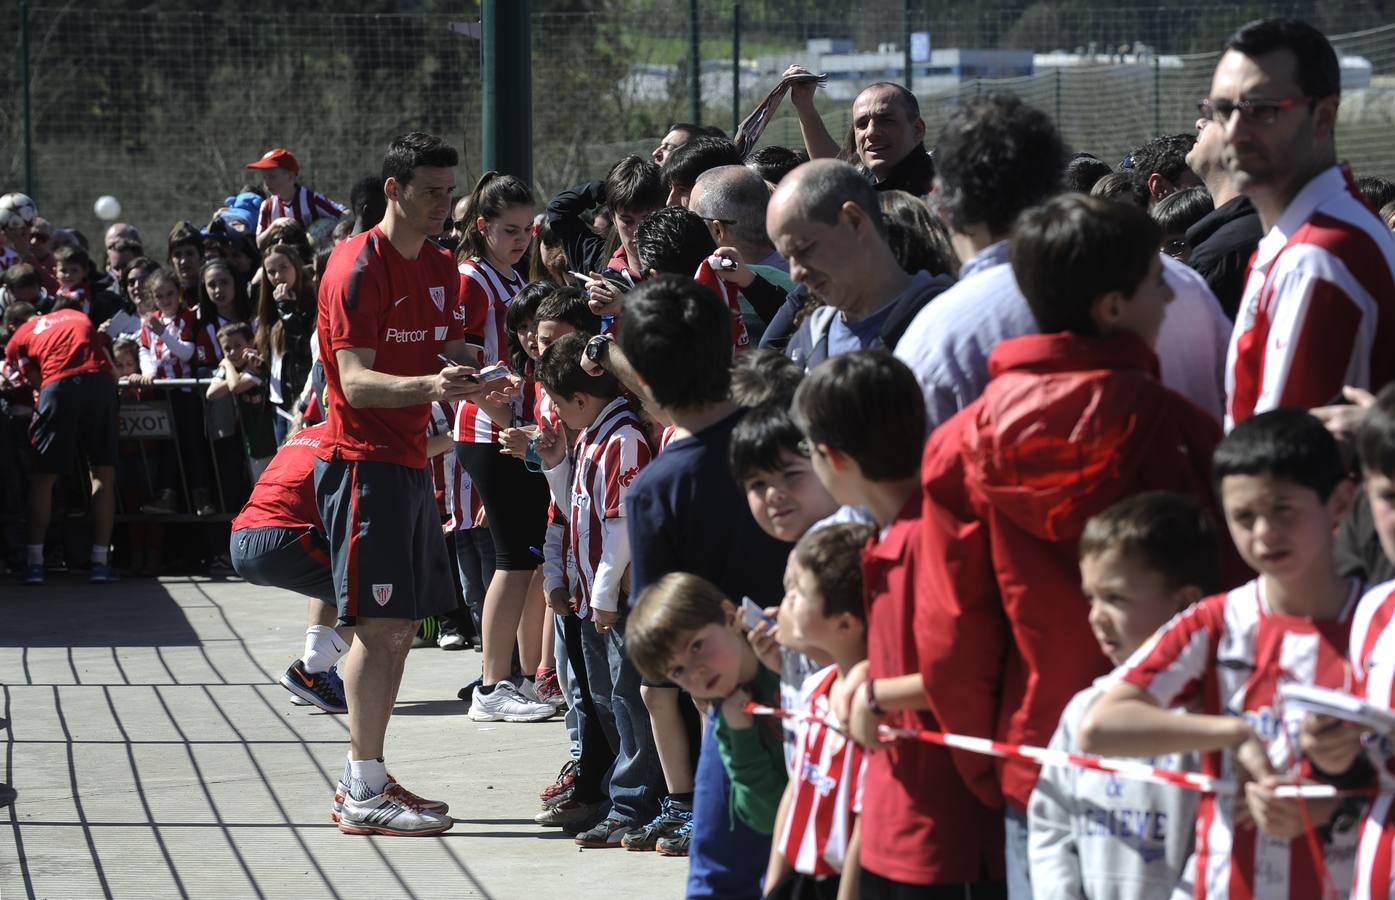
[{"left": 5, "top": 2, "right": 1395, "bottom": 246}]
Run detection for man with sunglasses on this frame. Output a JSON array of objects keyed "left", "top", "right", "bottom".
[{"left": 1208, "top": 18, "right": 1395, "bottom": 431}]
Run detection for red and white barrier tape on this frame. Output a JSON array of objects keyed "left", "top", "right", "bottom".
[{"left": 745, "top": 702, "right": 1375, "bottom": 800}]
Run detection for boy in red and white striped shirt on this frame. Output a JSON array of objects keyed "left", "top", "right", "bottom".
[
  {"left": 765, "top": 523, "right": 874, "bottom": 900},
  {"left": 1320, "top": 386, "right": 1395, "bottom": 899},
  {"left": 535, "top": 330, "right": 662, "bottom": 846},
  {"left": 245, "top": 148, "right": 347, "bottom": 241},
  {"left": 1082, "top": 409, "right": 1365, "bottom": 900}
]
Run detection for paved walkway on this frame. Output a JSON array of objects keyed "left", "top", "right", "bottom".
[{"left": 0, "top": 575, "right": 688, "bottom": 899}]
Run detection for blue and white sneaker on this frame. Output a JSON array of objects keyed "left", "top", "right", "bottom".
[
  {"left": 89, "top": 563, "right": 119, "bottom": 584},
  {"left": 21, "top": 564, "right": 43, "bottom": 586},
  {"left": 278, "top": 660, "right": 347, "bottom": 713}
]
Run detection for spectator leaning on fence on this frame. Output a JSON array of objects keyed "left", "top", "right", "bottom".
[{"left": 4, "top": 298, "right": 120, "bottom": 585}]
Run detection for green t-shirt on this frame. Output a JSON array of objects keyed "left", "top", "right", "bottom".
[
  {"left": 712, "top": 665, "right": 787, "bottom": 833},
  {"left": 236, "top": 372, "right": 279, "bottom": 459}
]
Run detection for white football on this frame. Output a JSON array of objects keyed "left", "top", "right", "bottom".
[
  {"left": 0, "top": 192, "right": 38, "bottom": 230},
  {"left": 94, "top": 195, "right": 122, "bottom": 220}
]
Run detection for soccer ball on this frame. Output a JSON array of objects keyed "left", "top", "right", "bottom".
[{"left": 0, "top": 193, "right": 38, "bottom": 232}]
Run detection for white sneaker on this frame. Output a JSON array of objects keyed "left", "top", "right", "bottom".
[
  {"left": 437, "top": 631, "right": 466, "bottom": 651},
  {"left": 336, "top": 783, "right": 452, "bottom": 836},
  {"left": 468, "top": 680, "right": 557, "bottom": 723}
]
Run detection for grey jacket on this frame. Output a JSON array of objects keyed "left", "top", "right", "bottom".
[{"left": 1027, "top": 681, "right": 1197, "bottom": 900}]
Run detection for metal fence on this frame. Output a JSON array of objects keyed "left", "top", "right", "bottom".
[{"left": 5, "top": 2, "right": 1395, "bottom": 247}]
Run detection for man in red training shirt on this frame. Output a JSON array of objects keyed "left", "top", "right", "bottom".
[
  {"left": 4, "top": 298, "right": 119, "bottom": 584},
  {"left": 313, "top": 132, "right": 483, "bottom": 837}
]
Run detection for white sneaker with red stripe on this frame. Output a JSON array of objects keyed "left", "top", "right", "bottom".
[
  {"left": 331, "top": 776, "right": 449, "bottom": 823},
  {"left": 336, "top": 783, "right": 452, "bottom": 836}
]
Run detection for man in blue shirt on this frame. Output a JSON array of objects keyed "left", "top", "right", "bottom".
[{"left": 766, "top": 159, "right": 952, "bottom": 370}]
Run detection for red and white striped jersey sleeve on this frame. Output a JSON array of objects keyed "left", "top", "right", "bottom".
[
  {"left": 1123, "top": 580, "right": 1364, "bottom": 900},
  {"left": 568, "top": 400, "right": 651, "bottom": 617},
  {"left": 1350, "top": 580, "right": 1395, "bottom": 900},
  {"left": 300, "top": 186, "right": 347, "bottom": 223},
  {"left": 778, "top": 666, "right": 867, "bottom": 878},
  {"left": 453, "top": 258, "right": 521, "bottom": 445},
  {"left": 1226, "top": 166, "right": 1395, "bottom": 430},
  {"left": 1120, "top": 595, "right": 1225, "bottom": 709}
]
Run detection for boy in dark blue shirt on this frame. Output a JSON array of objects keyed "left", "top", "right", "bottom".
[{"left": 617, "top": 275, "right": 790, "bottom": 895}]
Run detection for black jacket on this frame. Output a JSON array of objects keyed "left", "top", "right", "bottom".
[
  {"left": 546, "top": 180, "right": 612, "bottom": 276},
  {"left": 871, "top": 144, "right": 935, "bottom": 196},
  {"left": 1186, "top": 194, "right": 1264, "bottom": 321}
]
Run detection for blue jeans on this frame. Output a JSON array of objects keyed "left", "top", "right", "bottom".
[
  {"left": 1005, "top": 806, "right": 1031, "bottom": 900},
  {"left": 687, "top": 712, "right": 769, "bottom": 900},
  {"left": 451, "top": 526, "right": 494, "bottom": 636},
  {"left": 578, "top": 616, "right": 662, "bottom": 825},
  {"left": 556, "top": 612, "right": 581, "bottom": 760}
]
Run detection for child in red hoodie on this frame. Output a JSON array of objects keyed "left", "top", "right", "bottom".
[{"left": 916, "top": 194, "right": 1228, "bottom": 896}]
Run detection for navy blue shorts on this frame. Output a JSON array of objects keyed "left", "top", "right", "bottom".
[
  {"left": 229, "top": 525, "right": 334, "bottom": 603},
  {"left": 31, "top": 372, "right": 118, "bottom": 473},
  {"left": 313, "top": 457, "right": 455, "bottom": 621}
]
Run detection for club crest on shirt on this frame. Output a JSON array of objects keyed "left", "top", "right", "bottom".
[
  {"left": 372, "top": 583, "right": 394, "bottom": 606},
  {"left": 618, "top": 466, "right": 640, "bottom": 487},
  {"left": 430, "top": 285, "right": 446, "bottom": 311}
]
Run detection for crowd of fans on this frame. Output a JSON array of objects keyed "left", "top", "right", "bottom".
[{"left": 9, "top": 15, "right": 1395, "bottom": 900}]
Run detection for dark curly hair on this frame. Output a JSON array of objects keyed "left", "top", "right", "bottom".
[
  {"left": 1123, "top": 133, "right": 1196, "bottom": 184},
  {"left": 933, "top": 93, "right": 1067, "bottom": 235}
]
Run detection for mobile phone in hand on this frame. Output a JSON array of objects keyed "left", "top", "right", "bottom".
[{"left": 741, "top": 596, "right": 773, "bottom": 630}]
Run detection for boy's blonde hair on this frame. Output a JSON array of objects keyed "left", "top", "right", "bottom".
[{"left": 627, "top": 572, "right": 729, "bottom": 684}]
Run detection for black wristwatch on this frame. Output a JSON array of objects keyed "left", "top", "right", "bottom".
[{"left": 585, "top": 334, "right": 613, "bottom": 365}]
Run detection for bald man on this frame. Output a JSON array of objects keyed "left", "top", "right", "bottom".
[
  {"left": 766, "top": 159, "right": 951, "bottom": 370},
  {"left": 689, "top": 165, "right": 782, "bottom": 270}
]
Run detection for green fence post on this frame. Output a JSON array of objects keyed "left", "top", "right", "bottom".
[
  {"left": 690, "top": 0, "right": 702, "bottom": 125},
  {"left": 732, "top": 1, "right": 741, "bottom": 135},
  {"left": 1154, "top": 55, "right": 1162, "bottom": 136},
  {"left": 21, "top": 0, "right": 34, "bottom": 197},
  {"left": 903, "top": 0, "right": 912, "bottom": 88},
  {"left": 481, "top": 0, "right": 532, "bottom": 183}
]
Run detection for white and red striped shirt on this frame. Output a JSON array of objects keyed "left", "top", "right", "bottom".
[
  {"left": 256, "top": 185, "right": 347, "bottom": 237},
  {"left": 428, "top": 400, "right": 482, "bottom": 532},
  {"left": 1225, "top": 163, "right": 1395, "bottom": 431},
  {"left": 566, "top": 397, "right": 650, "bottom": 618},
  {"left": 694, "top": 258, "right": 751, "bottom": 352},
  {"left": 1349, "top": 579, "right": 1395, "bottom": 899},
  {"left": 454, "top": 257, "right": 522, "bottom": 444},
  {"left": 1121, "top": 578, "right": 1364, "bottom": 900},
  {"left": 778, "top": 666, "right": 867, "bottom": 878},
  {"left": 193, "top": 313, "right": 237, "bottom": 369},
  {"left": 138, "top": 309, "right": 197, "bottom": 379}
]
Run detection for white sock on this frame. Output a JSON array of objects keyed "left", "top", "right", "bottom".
[
  {"left": 26, "top": 544, "right": 43, "bottom": 566},
  {"left": 91, "top": 545, "right": 109, "bottom": 565},
  {"left": 347, "top": 756, "right": 388, "bottom": 800},
  {"left": 302, "top": 625, "right": 350, "bottom": 674}
]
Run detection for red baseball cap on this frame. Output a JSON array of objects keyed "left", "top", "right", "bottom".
[{"left": 246, "top": 148, "right": 299, "bottom": 176}]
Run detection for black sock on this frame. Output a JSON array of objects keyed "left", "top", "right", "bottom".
[
  {"left": 670, "top": 792, "right": 694, "bottom": 809},
  {"left": 479, "top": 682, "right": 495, "bottom": 695}
]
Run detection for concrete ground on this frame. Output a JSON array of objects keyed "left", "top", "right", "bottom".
[{"left": 0, "top": 574, "right": 689, "bottom": 900}]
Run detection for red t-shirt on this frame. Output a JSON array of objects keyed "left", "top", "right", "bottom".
[
  {"left": 316, "top": 228, "right": 466, "bottom": 467},
  {"left": 231, "top": 424, "right": 325, "bottom": 531},
  {"left": 5, "top": 308, "right": 113, "bottom": 388},
  {"left": 858, "top": 496, "right": 1004, "bottom": 886}
]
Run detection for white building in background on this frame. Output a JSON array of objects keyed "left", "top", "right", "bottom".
[{"left": 617, "top": 36, "right": 1371, "bottom": 106}]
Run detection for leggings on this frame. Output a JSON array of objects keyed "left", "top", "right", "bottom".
[{"left": 454, "top": 441, "right": 549, "bottom": 571}]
